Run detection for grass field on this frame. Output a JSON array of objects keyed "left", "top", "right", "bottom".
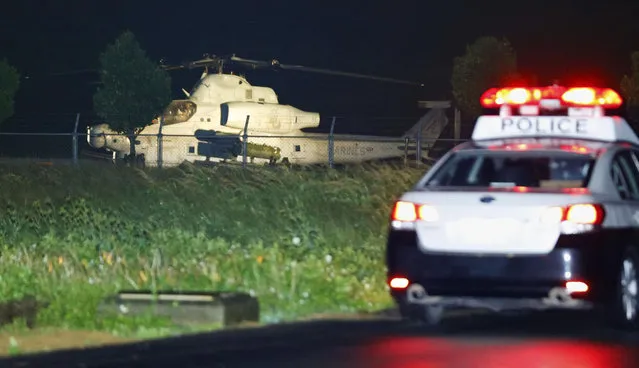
[{"left": 0, "top": 161, "right": 425, "bottom": 342}]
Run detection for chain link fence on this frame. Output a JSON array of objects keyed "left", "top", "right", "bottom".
[{"left": 0, "top": 112, "right": 468, "bottom": 167}]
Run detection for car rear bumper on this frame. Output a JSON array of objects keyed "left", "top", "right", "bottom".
[
  {"left": 399, "top": 291, "right": 594, "bottom": 312},
  {"left": 386, "top": 229, "right": 625, "bottom": 310}
]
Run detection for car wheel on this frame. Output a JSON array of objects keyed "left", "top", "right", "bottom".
[
  {"left": 398, "top": 301, "right": 444, "bottom": 326},
  {"left": 611, "top": 248, "right": 639, "bottom": 330},
  {"left": 422, "top": 305, "right": 445, "bottom": 326}
]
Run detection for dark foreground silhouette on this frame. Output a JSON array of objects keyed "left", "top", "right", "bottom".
[{"left": 2, "top": 310, "right": 639, "bottom": 368}]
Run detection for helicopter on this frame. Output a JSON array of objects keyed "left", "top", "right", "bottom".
[{"left": 86, "top": 54, "right": 451, "bottom": 167}]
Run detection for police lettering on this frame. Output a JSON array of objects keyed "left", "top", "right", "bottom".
[{"left": 500, "top": 118, "right": 587, "bottom": 134}]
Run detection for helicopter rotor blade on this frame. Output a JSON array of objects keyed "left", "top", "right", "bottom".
[
  {"left": 278, "top": 63, "right": 423, "bottom": 86},
  {"left": 160, "top": 64, "right": 186, "bottom": 71},
  {"left": 46, "top": 54, "right": 424, "bottom": 87},
  {"left": 176, "top": 55, "right": 226, "bottom": 70},
  {"left": 229, "top": 55, "right": 277, "bottom": 69},
  {"left": 229, "top": 55, "right": 423, "bottom": 86}
]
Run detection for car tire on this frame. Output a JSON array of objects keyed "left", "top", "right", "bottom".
[
  {"left": 422, "top": 305, "right": 445, "bottom": 326},
  {"left": 398, "top": 300, "right": 445, "bottom": 326},
  {"left": 609, "top": 247, "right": 639, "bottom": 330}
]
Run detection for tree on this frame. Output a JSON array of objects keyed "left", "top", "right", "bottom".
[
  {"left": 0, "top": 59, "right": 20, "bottom": 125},
  {"left": 451, "top": 36, "right": 518, "bottom": 119},
  {"left": 93, "top": 30, "right": 172, "bottom": 165},
  {"left": 620, "top": 51, "right": 639, "bottom": 128}
]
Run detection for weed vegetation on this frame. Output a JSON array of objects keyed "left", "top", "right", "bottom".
[{"left": 0, "top": 161, "right": 424, "bottom": 337}]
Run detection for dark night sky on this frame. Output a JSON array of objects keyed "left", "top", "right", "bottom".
[{"left": 1, "top": 0, "right": 639, "bottom": 134}]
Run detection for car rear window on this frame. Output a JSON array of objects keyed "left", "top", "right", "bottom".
[{"left": 424, "top": 150, "right": 596, "bottom": 189}]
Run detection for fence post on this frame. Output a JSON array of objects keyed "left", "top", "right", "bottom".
[
  {"left": 157, "top": 116, "right": 164, "bottom": 169},
  {"left": 415, "top": 118, "right": 423, "bottom": 166},
  {"left": 72, "top": 113, "right": 80, "bottom": 165},
  {"left": 242, "top": 115, "right": 250, "bottom": 168},
  {"left": 328, "top": 116, "right": 336, "bottom": 168},
  {"left": 403, "top": 137, "right": 409, "bottom": 167},
  {"left": 454, "top": 108, "right": 461, "bottom": 142}
]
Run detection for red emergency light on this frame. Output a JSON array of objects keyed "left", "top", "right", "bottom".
[{"left": 480, "top": 86, "right": 623, "bottom": 109}]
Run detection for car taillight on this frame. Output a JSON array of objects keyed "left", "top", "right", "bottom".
[
  {"left": 565, "top": 204, "right": 604, "bottom": 224},
  {"left": 389, "top": 277, "right": 409, "bottom": 289},
  {"left": 391, "top": 201, "right": 439, "bottom": 222},
  {"left": 392, "top": 201, "right": 418, "bottom": 222},
  {"left": 540, "top": 203, "right": 605, "bottom": 225},
  {"left": 565, "top": 281, "right": 589, "bottom": 293}
]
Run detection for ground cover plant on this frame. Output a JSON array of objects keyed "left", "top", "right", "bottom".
[{"left": 0, "top": 161, "right": 424, "bottom": 342}]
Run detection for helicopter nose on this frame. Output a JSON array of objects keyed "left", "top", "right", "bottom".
[
  {"left": 87, "top": 124, "right": 108, "bottom": 149},
  {"left": 87, "top": 124, "right": 130, "bottom": 153},
  {"left": 87, "top": 124, "right": 106, "bottom": 149}
]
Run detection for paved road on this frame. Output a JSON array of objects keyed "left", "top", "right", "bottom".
[{"left": 2, "top": 310, "right": 639, "bottom": 368}]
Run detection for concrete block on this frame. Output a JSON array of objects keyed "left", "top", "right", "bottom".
[{"left": 97, "top": 291, "right": 259, "bottom": 327}]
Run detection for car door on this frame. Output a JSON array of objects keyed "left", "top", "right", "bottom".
[{"left": 610, "top": 149, "right": 639, "bottom": 231}]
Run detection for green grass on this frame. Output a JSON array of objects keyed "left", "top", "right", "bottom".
[{"left": 0, "top": 161, "right": 425, "bottom": 337}]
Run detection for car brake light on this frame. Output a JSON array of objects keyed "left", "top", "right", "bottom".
[
  {"left": 389, "top": 277, "right": 409, "bottom": 289},
  {"left": 392, "top": 201, "right": 417, "bottom": 222},
  {"left": 565, "top": 204, "right": 603, "bottom": 224},
  {"left": 540, "top": 204, "right": 605, "bottom": 225},
  {"left": 565, "top": 281, "right": 589, "bottom": 293},
  {"left": 559, "top": 144, "right": 591, "bottom": 154},
  {"left": 391, "top": 201, "right": 439, "bottom": 222},
  {"left": 487, "top": 142, "right": 592, "bottom": 154},
  {"left": 561, "top": 188, "right": 589, "bottom": 195},
  {"left": 480, "top": 86, "right": 623, "bottom": 109}
]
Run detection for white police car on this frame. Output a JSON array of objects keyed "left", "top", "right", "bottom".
[{"left": 386, "top": 85, "right": 639, "bottom": 329}]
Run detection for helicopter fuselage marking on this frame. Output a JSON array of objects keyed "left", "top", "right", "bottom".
[{"left": 335, "top": 146, "right": 374, "bottom": 156}]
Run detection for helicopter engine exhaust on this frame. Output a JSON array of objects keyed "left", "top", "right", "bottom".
[
  {"left": 87, "top": 124, "right": 131, "bottom": 154},
  {"left": 220, "top": 102, "right": 320, "bottom": 133}
]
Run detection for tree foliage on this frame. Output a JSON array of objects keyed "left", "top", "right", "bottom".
[
  {"left": 93, "top": 30, "right": 172, "bottom": 160},
  {"left": 0, "top": 59, "right": 20, "bottom": 125},
  {"left": 451, "top": 36, "right": 518, "bottom": 118},
  {"left": 621, "top": 51, "right": 639, "bottom": 125}
]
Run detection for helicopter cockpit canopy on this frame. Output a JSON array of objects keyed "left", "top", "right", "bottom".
[{"left": 162, "top": 100, "right": 197, "bottom": 125}]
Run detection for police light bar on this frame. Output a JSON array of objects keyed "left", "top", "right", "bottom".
[
  {"left": 472, "top": 86, "right": 639, "bottom": 145},
  {"left": 480, "top": 86, "right": 623, "bottom": 109}
]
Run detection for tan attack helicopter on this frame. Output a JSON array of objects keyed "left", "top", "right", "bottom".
[{"left": 87, "top": 54, "right": 450, "bottom": 167}]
